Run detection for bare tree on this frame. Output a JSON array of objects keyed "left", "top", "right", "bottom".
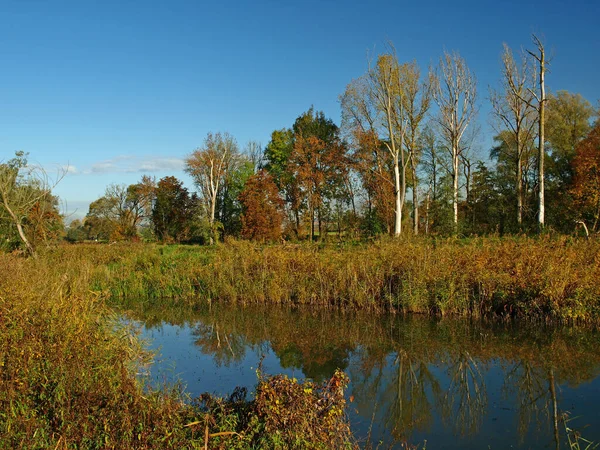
[
  {"left": 341, "top": 47, "right": 415, "bottom": 236},
  {"left": 432, "top": 51, "right": 478, "bottom": 233},
  {"left": 185, "top": 132, "right": 239, "bottom": 244},
  {"left": 401, "top": 62, "right": 432, "bottom": 234},
  {"left": 525, "top": 35, "right": 548, "bottom": 230},
  {"left": 244, "top": 140, "right": 263, "bottom": 172},
  {"left": 490, "top": 44, "right": 538, "bottom": 228}
]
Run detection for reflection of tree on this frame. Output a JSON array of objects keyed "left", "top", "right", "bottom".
[
  {"left": 273, "top": 342, "right": 350, "bottom": 382},
  {"left": 442, "top": 351, "right": 487, "bottom": 435},
  {"left": 385, "top": 350, "right": 442, "bottom": 441},
  {"left": 503, "top": 360, "right": 548, "bottom": 439},
  {"left": 126, "top": 303, "right": 600, "bottom": 447},
  {"left": 503, "top": 362, "right": 562, "bottom": 449},
  {"left": 191, "top": 323, "right": 249, "bottom": 366}
]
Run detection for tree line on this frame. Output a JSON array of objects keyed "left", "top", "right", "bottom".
[{"left": 2, "top": 35, "right": 599, "bottom": 252}]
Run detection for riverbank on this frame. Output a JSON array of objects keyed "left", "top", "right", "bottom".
[{"left": 84, "top": 236, "right": 600, "bottom": 322}]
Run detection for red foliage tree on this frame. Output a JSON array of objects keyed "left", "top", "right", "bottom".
[
  {"left": 239, "top": 170, "right": 285, "bottom": 241},
  {"left": 571, "top": 122, "right": 600, "bottom": 232}
]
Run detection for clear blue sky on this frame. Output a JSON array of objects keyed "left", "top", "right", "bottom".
[{"left": 0, "top": 0, "right": 598, "bottom": 219}]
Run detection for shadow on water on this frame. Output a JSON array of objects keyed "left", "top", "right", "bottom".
[{"left": 123, "top": 303, "right": 600, "bottom": 449}]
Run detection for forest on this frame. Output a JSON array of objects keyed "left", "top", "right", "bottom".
[{"left": 1, "top": 37, "right": 599, "bottom": 255}]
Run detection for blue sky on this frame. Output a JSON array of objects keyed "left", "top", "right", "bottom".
[{"left": 0, "top": 0, "right": 598, "bottom": 219}]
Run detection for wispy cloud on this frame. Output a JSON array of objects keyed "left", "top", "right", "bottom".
[{"left": 82, "top": 155, "right": 185, "bottom": 174}]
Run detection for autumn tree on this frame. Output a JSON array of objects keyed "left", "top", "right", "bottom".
[
  {"left": 185, "top": 132, "right": 239, "bottom": 243},
  {"left": 571, "top": 121, "right": 600, "bottom": 232},
  {"left": 288, "top": 134, "right": 348, "bottom": 240},
  {"left": 490, "top": 44, "right": 538, "bottom": 228},
  {"left": 152, "top": 176, "right": 199, "bottom": 243},
  {"left": 401, "top": 62, "right": 432, "bottom": 234},
  {"left": 239, "top": 170, "right": 285, "bottom": 241},
  {"left": 432, "top": 51, "right": 478, "bottom": 234},
  {"left": 0, "top": 151, "right": 64, "bottom": 257},
  {"left": 85, "top": 176, "right": 156, "bottom": 241},
  {"left": 342, "top": 48, "right": 428, "bottom": 236}
]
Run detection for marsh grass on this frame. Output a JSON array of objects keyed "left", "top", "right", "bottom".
[{"left": 56, "top": 236, "right": 600, "bottom": 322}]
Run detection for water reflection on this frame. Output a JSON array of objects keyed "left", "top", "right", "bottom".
[{"left": 127, "top": 303, "right": 600, "bottom": 449}]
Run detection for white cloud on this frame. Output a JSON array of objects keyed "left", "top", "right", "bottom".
[{"left": 83, "top": 155, "right": 185, "bottom": 174}]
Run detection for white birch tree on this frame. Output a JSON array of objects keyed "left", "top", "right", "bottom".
[
  {"left": 185, "top": 132, "right": 239, "bottom": 244},
  {"left": 432, "top": 51, "right": 478, "bottom": 233}
]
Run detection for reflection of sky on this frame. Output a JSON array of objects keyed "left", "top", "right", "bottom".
[
  {"left": 137, "top": 321, "right": 600, "bottom": 449},
  {"left": 140, "top": 323, "right": 298, "bottom": 398}
]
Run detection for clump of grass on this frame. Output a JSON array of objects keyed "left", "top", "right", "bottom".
[{"left": 193, "top": 369, "right": 354, "bottom": 449}]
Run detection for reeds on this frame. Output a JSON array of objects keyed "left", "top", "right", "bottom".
[{"left": 65, "top": 236, "right": 600, "bottom": 323}]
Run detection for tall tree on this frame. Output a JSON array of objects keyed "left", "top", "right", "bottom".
[
  {"left": 263, "top": 128, "right": 300, "bottom": 234},
  {"left": 288, "top": 133, "right": 348, "bottom": 240},
  {"left": 341, "top": 49, "right": 413, "bottom": 236},
  {"left": 401, "top": 62, "right": 432, "bottom": 234},
  {"left": 545, "top": 91, "right": 595, "bottom": 230},
  {"left": 432, "top": 51, "right": 478, "bottom": 233},
  {"left": 545, "top": 91, "right": 595, "bottom": 185},
  {"left": 185, "top": 132, "right": 239, "bottom": 244},
  {"left": 490, "top": 44, "right": 538, "bottom": 228},
  {"left": 525, "top": 35, "right": 548, "bottom": 230}
]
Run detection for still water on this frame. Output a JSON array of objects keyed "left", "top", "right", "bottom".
[{"left": 126, "top": 304, "right": 600, "bottom": 449}]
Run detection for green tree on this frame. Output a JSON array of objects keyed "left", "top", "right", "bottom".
[
  {"left": 218, "top": 157, "right": 255, "bottom": 237},
  {"left": 152, "top": 176, "right": 199, "bottom": 243},
  {"left": 545, "top": 91, "right": 596, "bottom": 230}
]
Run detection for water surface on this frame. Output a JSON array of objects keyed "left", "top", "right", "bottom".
[{"left": 126, "top": 304, "right": 600, "bottom": 449}]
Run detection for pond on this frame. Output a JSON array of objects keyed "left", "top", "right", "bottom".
[{"left": 125, "top": 303, "right": 600, "bottom": 449}]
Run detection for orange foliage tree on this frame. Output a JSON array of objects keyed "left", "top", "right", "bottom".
[
  {"left": 239, "top": 170, "right": 285, "bottom": 241},
  {"left": 571, "top": 122, "right": 600, "bottom": 232},
  {"left": 288, "top": 135, "right": 348, "bottom": 240}
]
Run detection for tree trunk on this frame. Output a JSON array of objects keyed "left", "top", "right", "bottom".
[
  {"left": 394, "top": 158, "right": 402, "bottom": 236},
  {"left": 453, "top": 144, "right": 459, "bottom": 234},
  {"left": 537, "top": 42, "right": 546, "bottom": 231},
  {"left": 517, "top": 156, "right": 523, "bottom": 227},
  {"left": 411, "top": 156, "right": 419, "bottom": 235},
  {"left": 2, "top": 196, "right": 36, "bottom": 258}
]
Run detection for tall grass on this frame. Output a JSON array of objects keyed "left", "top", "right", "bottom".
[{"left": 74, "top": 236, "right": 600, "bottom": 322}]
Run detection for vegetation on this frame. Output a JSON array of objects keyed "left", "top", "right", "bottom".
[
  {"left": 7, "top": 236, "right": 594, "bottom": 323},
  {"left": 0, "top": 250, "right": 355, "bottom": 449}
]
